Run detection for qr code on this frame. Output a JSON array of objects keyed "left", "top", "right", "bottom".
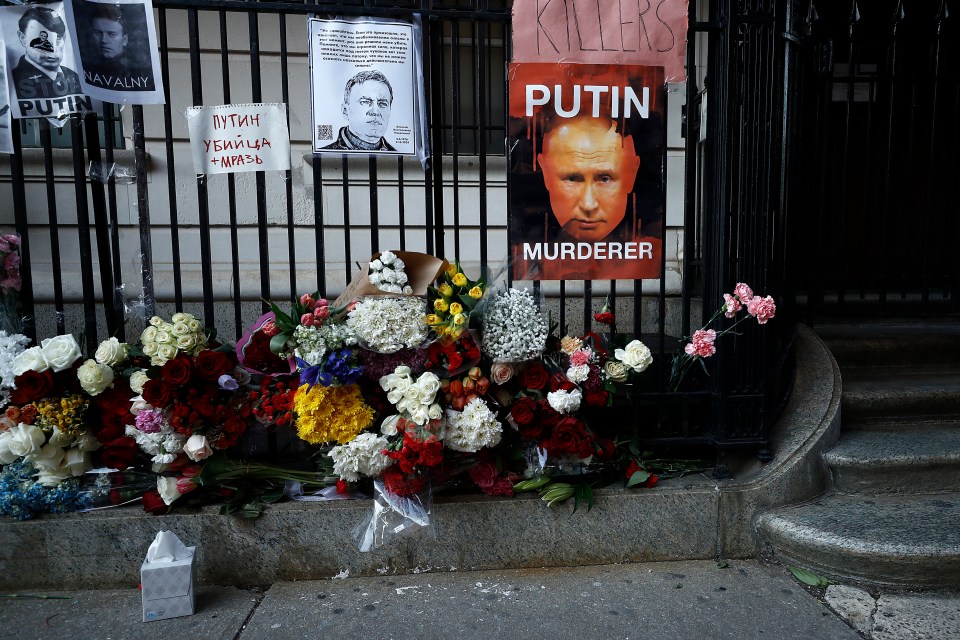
[{"left": 316, "top": 124, "right": 333, "bottom": 141}]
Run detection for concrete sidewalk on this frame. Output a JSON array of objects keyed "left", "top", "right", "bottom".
[{"left": 4, "top": 559, "right": 954, "bottom": 640}]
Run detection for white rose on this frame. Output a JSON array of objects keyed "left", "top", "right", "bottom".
[
  {"left": 0, "top": 432, "right": 17, "bottom": 464},
  {"left": 156, "top": 344, "right": 177, "bottom": 362},
  {"left": 95, "top": 337, "right": 129, "bottom": 367},
  {"left": 8, "top": 423, "right": 46, "bottom": 457},
  {"left": 40, "top": 333, "right": 82, "bottom": 371},
  {"left": 157, "top": 476, "right": 182, "bottom": 505},
  {"left": 403, "top": 385, "right": 423, "bottom": 403},
  {"left": 36, "top": 465, "right": 70, "bottom": 487},
  {"left": 416, "top": 372, "right": 442, "bottom": 402},
  {"left": 141, "top": 326, "right": 158, "bottom": 343},
  {"left": 129, "top": 370, "right": 149, "bottom": 395},
  {"left": 187, "top": 319, "right": 202, "bottom": 333},
  {"left": 171, "top": 312, "right": 190, "bottom": 323},
  {"left": 152, "top": 453, "right": 177, "bottom": 466},
  {"left": 77, "top": 359, "right": 114, "bottom": 396},
  {"left": 603, "top": 360, "right": 630, "bottom": 383},
  {"left": 171, "top": 322, "right": 190, "bottom": 336},
  {"left": 183, "top": 434, "right": 213, "bottom": 462},
  {"left": 12, "top": 346, "right": 49, "bottom": 375},
  {"left": 393, "top": 365, "right": 412, "bottom": 377},
  {"left": 427, "top": 403, "right": 443, "bottom": 421},
  {"left": 176, "top": 334, "right": 196, "bottom": 351},
  {"left": 380, "top": 414, "right": 401, "bottom": 436},
  {"left": 142, "top": 342, "right": 159, "bottom": 357},
  {"left": 490, "top": 362, "right": 514, "bottom": 385},
  {"left": 65, "top": 447, "right": 91, "bottom": 476},
  {"left": 615, "top": 340, "right": 653, "bottom": 373},
  {"left": 369, "top": 258, "right": 383, "bottom": 271},
  {"left": 410, "top": 405, "right": 430, "bottom": 425},
  {"left": 156, "top": 331, "right": 174, "bottom": 345},
  {"left": 149, "top": 316, "right": 165, "bottom": 327},
  {"left": 74, "top": 433, "right": 101, "bottom": 452},
  {"left": 389, "top": 376, "right": 412, "bottom": 397},
  {"left": 48, "top": 427, "right": 75, "bottom": 448},
  {"left": 30, "top": 443, "right": 65, "bottom": 469}
]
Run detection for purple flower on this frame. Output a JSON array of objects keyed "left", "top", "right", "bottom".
[
  {"left": 135, "top": 409, "right": 164, "bottom": 434},
  {"left": 218, "top": 374, "right": 239, "bottom": 390}
]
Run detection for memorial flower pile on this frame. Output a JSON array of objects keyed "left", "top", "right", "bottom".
[{"left": 0, "top": 251, "right": 768, "bottom": 524}]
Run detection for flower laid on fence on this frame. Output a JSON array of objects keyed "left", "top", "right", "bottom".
[
  {"left": 670, "top": 282, "right": 777, "bottom": 390},
  {"left": 0, "top": 235, "right": 22, "bottom": 335}
]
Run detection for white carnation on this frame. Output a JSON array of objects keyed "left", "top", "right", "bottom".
[
  {"left": 443, "top": 398, "right": 502, "bottom": 453},
  {"left": 329, "top": 432, "right": 393, "bottom": 482},
  {"left": 547, "top": 388, "right": 582, "bottom": 414},
  {"left": 347, "top": 297, "right": 428, "bottom": 354},
  {"left": 566, "top": 364, "right": 590, "bottom": 384}
]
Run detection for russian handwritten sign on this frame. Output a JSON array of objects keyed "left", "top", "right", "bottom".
[{"left": 185, "top": 103, "right": 291, "bottom": 175}]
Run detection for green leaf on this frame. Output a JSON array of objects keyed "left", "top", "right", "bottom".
[
  {"left": 270, "top": 333, "right": 291, "bottom": 355},
  {"left": 717, "top": 560, "right": 729, "bottom": 569},
  {"left": 628, "top": 439, "right": 641, "bottom": 456},
  {"left": 626, "top": 470, "right": 651, "bottom": 487},
  {"left": 241, "top": 501, "right": 263, "bottom": 519},
  {"left": 788, "top": 566, "right": 832, "bottom": 587}
]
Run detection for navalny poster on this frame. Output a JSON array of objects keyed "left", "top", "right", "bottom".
[
  {"left": 63, "top": 0, "right": 165, "bottom": 104},
  {"left": 508, "top": 62, "right": 665, "bottom": 281}
]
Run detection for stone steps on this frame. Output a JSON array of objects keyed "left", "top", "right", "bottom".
[
  {"left": 756, "top": 493, "right": 960, "bottom": 588},
  {"left": 756, "top": 320, "right": 960, "bottom": 587},
  {"left": 824, "top": 425, "right": 960, "bottom": 494}
]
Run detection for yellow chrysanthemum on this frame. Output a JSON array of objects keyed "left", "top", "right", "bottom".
[
  {"left": 293, "top": 384, "right": 374, "bottom": 445},
  {"left": 452, "top": 273, "right": 468, "bottom": 287}
]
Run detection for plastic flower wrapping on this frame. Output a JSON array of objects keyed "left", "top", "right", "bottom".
[{"left": 0, "top": 250, "right": 772, "bottom": 538}]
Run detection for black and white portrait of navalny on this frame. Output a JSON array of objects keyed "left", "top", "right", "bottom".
[
  {"left": 65, "top": 0, "right": 165, "bottom": 104},
  {"left": 0, "top": 2, "right": 97, "bottom": 121}
]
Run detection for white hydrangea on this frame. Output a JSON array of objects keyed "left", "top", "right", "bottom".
[
  {"left": 0, "top": 331, "right": 30, "bottom": 388},
  {"left": 293, "top": 322, "right": 358, "bottom": 365},
  {"left": 347, "top": 297, "right": 428, "bottom": 353},
  {"left": 547, "top": 388, "right": 582, "bottom": 414},
  {"left": 328, "top": 432, "right": 394, "bottom": 482},
  {"left": 481, "top": 288, "right": 548, "bottom": 362},
  {"left": 442, "top": 397, "right": 503, "bottom": 453}
]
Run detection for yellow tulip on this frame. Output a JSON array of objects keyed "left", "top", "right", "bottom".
[
  {"left": 439, "top": 283, "right": 453, "bottom": 297},
  {"left": 453, "top": 313, "right": 467, "bottom": 326},
  {"left": 468, "top": 286, "right": 484, "bottom": 299},
  {"left": 446, "top": 263, "right": 458, "bottom": 277},
  {"left": 449, "top": 302, "right": 463, "bottom": 316},
  {"left": 450, "top": 325, "right": 465, "bottom": 339},
  {"left": 433, "top": 298, "right": 449, "bottom": 313},
  {"left": 425, "top": 314, "right": 442, "bottom": 326},
  {"left": 452, "top": 273, "right": 468, "bottom": 287}
]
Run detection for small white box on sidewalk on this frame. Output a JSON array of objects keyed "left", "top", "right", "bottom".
[{"left": 140, "top": 530, "right": 197, "bottom": 622}]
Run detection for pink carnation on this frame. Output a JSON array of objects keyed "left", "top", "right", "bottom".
[
  {"left": 747, "top": 295, "right": 777, "bottom": 325},
  {"left": 733, "top": 282, "right": 754, "bottom": 303},
  {"left": 570, "top": 348, "right": 592, "bottom": 366},
  {"left": 135, "top": 409, "right": 165, "bottom": 434},
  {"left": 722, "top": 293, "right": 741, "bottom": 318},
  {"left": 684, "top": 329, "right": 717, "bottom": 358}
]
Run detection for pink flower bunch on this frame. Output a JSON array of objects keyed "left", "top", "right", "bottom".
[
  {"left": 299, "top": 296, "right": 330, "bottom": 327},
  {"left": 684, "top": 329, "right": 717, "bottom": 358},
  {"left": 727, "top": 282, "right": 776, "bottom": 325},
  {"left": 135, "top": 409, "right": 165, "bottom": 434},
  {"left": 570, "top": 348, "right": 593, "bottom": 367},
  {"left": 722, "top": 293, "right": 741, "bottom": 318},
  {"left": 747, "top": 295, "right": 777, "bottom": 324},
  {"left": 0, "top": 242, "right": 21, "bottom": 293}
]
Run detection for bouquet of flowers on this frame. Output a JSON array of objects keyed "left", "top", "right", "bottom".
[
  {"left": 481, "top": 288, "right": 549, "bottom": 362},
  {"left": 425, "top": 262, "right": 486, "bottom": 341},
  {"left": 0, "top": 234, "right": 22, "bottom": 334},
  {"left": 139, "top": 312, "right": 208, "bottom": 366}
]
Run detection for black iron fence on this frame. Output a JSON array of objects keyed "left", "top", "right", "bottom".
[
  {"left": 2, "top": 0, "right": 805, "bottom": 468},
  {"left": 790, "top": 0, "right": 959, "bottom": 318}
]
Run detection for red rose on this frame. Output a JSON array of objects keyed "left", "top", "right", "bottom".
[
  {"left": 594, "top": 311, "right": 616, "bottom": 325},
  {"left": 594, "top": 438, "right": 617, "bottom": 461},
  {"left": 548, "top": 417, "right": 593, "bottom": 458},
  {"left": 10, "top": 370, "right": 54, "bottom": 404},
  {"left": 195, "top": 350, "right": 233, "bottom": 381},
  {"left": 584, "top": 389, "right": 609, "bottom": 407},
  {"left": 549, "top": 373, "right": 575, "bottom": 392},
  {"left": 510, "top": 396, "right": 537, "bottom": 427},
  {"left": 625, "top": 460, "right": 642, "bottom": 478},
  {"left": 519, "top": 362, "right": 548, "bottom": 390},
  {"left": 142, "top": 379, "right": 173, "bottom": 408},
  {"left": 99, "top": 437, "right": 138, "bottom": 469},
  {"left": 468, "top": 461, "right": 498, "bottom": 490},
  {"left": 519, "top": 421, "right": 544, "bottom": 441},
  {"left": 141, "top": 489, "right": 168, "bottom": 515},
  {"left": 336, "top": 479, "right": 349, "bottom": 494},
  {"left": 161, "top": 356, "right": 193, "bottom": 385},
  {"left": 485, "top": 476, "right": 518, "bottom": 497},
  {"left": 537, "top": 400, "right": 563, "bottom": 428}
]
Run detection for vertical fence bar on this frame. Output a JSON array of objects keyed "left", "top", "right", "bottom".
[
  {"left": 83, "top": 113, "right": 118, "bottom": 337},
  {"left": 219, "top": 10, "right": 243, "bottom": 337},
  {"left": 70, "top": 117, "right": 99, "bottom": 350},
  {"left": 920, "top": 6, "right": 944, "bottom": 312},
  {"left": 369, "top": 157, "right": 379, "bottom": 255},
  {"left": 314, "top": 155, "right": 326, "bottom": 298},
  {"left": 477, "top": 19, "right": 489, "bottom": 280},
  {"left": 158, "top": 7, "right": 183, "bottom": 311},
  {"left": 38, "top": 122, "right": 65, "bottom": 335},
  {"left": 188, "top": 8, "right": 215, "bottom": 324},
  {"left": 878, "top": 2, "right": 905, "bottom": 314},
  {"left": 102, "top": 105, "right": 125, "bottom": 341},
  {"left": 249, "top": 11, "right": 271, "bottom": 310},
  {"left": 9, "top": 129, "right": 35, "bottom": 340},
  {"left": 133, "top": 106, "right": 155, "bottom": 319},
  {"left": 341, "top": 157, "right": 352, "bottom": 284},
  {"left": 397, "top": 158, "right": 406, "bottom": 251},
  {"left": 279, "top": 13, "right": 297, "bottom": 302},
  {"left": 450, "top": 20, "right": 461, "bottom": 262},
  {"left": 429, "top": 18, "right": 445, "bottom": 257}
]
